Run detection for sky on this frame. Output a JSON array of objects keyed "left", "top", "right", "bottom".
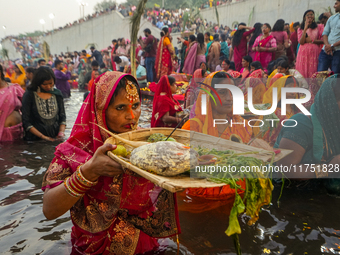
[{"left": 0, "top": 0, "right": 125, "bottom": 39}]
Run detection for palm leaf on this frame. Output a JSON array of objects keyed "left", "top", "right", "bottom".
[
  {"left": 1, "top": 48, "right": 9, "bottom": 60},
  {"left": 248, "top": 5, "right": 255, "bottom": 26},
  {"left": 43, "top": 41, "right": 51, "bottom": 62},
  {"left": 214, "top": 4, "right": 220, "bottom": 27},
  {"left": 130, "top": 0, "right": 148, "bottom": 78}
]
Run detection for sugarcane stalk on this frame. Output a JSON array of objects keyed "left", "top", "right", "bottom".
[{"left": 130, "top": 0, "right": 148, "bottom": 78}]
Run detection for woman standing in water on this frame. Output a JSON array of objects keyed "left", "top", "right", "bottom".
[
  {"left": 42, "top": 71, "right": 180, "bottom": 254},
  {"left": 21, "top": 67, "right": 66, "bottom": 141},
  {"left": 0, "top": 64, "right": 24, "bottom": 141}
]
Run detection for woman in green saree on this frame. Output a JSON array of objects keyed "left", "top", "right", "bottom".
[{"left": 275, "top": 74, "right": 340, "bottom": 195}]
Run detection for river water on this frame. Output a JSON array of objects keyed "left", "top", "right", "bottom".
[{"left": 0, "top": 90, "right": 339, "bottom": 255}]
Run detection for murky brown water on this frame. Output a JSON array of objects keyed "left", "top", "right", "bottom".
[{"left": 1, "top": 90, "right": 339, "bottom": 255}]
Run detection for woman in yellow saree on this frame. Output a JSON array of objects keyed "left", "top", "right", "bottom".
[
  {"left": 10, "top": 64, "right": 26, "bottom": 90},
  {"left": 254, "top": 75, "right": 300, "bottom": 147},
  {"left": 180, "top": 71, "right": 252, "bottom": 212}
]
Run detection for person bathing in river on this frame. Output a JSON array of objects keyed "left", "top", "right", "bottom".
[
  {"left": 21, "top": 67, "right": 66, "bottom": 141},
  {"left": 42, "top": 71, "right": 180, "bottom": 254},
  {"left": 275, "top": 74, "right": 340, "bottom": 195},
  {"left": 151, "top": 75, "right": 184, "bottom": 128},
  {"left": 0, "top": 64, "right": 25, "bottom": 141}
]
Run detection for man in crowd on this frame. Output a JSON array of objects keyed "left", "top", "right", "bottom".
[
  {"left": 73, "top": 51, "right": 80, "bottom": 68},
  {"left": 80, "top": 50, "right": 91, "bottom": 63},
  {"left": 38, "top": 59, "right": 46, "bottom": 67},
  {"left": 82, "top": 60, "right": 99, "bottom": 90},
  {"left": 90, "top": 46, "right": 103, "bottom": 66},
  {"left": 319, "top": 12, "right": 331, "bottom": 26},
  {"left": 114, "top": 56, "right": 130, "bottom": 72},
  {"left": 25, "top": 67, "right": 35, "bottom": 87},
  {"left": 139, "top": 28, "right": 157, "bottom": 82},
  {"left": 135, "top": 59, "right": 147, "bottom": 88},
  {"left": 318, "top": 0, "right": 340, "bottom": 74},
  {"left": 54, "top": 59, "right": 72, "bottom": 98}
]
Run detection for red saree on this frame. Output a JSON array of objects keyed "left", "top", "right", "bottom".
[
  {"left": 155, "top": 37, "right": 173, "bottom": 82},
  {"left": 151, "top": 75, "right": 183, "bottom": 128},
  {"left": 42, "top": 71, "right": 180, "bottom": 255}
]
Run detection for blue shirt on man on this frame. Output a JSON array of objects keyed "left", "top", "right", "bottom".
[{"left": 322, "top": 13, "right": 340, "bottom": 51}]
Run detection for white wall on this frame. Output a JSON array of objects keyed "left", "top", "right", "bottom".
[
  {"left": 200, "top": 0, "right": 335, "bottom": 27},
  {"left": 43, "top": 11, "right": 164, "bottom": 54},
  {"left": 1, "top": 39, "right": 22, "bottom": 60}
]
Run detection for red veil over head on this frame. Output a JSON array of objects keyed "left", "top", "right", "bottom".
[
  {"left": 151, "top": 75, "right": 183, "bottom": 127},
  {"left": 42, "top": 71, "right": 180, "bottom": 255}
]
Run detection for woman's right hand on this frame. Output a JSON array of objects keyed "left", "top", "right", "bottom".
[{"left": 81, "top": 143, "right": 124, "bottom": 182}]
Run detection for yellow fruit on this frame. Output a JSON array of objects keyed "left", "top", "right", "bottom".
[{"left": 112, "top": 145, "right": 127, "bottom": 157}]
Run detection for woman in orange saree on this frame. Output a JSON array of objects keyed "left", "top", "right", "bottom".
[
  {"left": 181, "top": 71, "right": 252, "bottom": 212},
  {"left": 10, "top": 64, "right": 26, "bottom": 90},
  {"left": 42, "top": 71, "right": 180, "bottom": 254},
  {"left": 155, "top": 27, "right": 175, "bottom": 82}
]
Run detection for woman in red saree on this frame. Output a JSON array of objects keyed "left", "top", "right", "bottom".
[
  {"left": 252, "top": 23, "right": 277, "bottom": 69},
  {"left": 42, "top": 71, "right": 180, "bottom": 255},
  {"left": 232, "top": 23, "right": 255, "bottom": 71},
  {"left": 151, "top": 75, "right": 183, "bottom": 128},
  {"left": 181, "top": 72, "right": 252, "bottom": 212},
  {"left": 155, "top": 27, "right": 175, "bottom": 82}
]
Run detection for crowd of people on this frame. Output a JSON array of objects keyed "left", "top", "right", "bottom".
[{"left": 1, "top": 1, "right": 340, "bottom": 254}]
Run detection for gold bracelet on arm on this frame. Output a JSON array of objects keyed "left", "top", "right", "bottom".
[{"left": 63, "top": 165, "right": 98, "bottom": 198}]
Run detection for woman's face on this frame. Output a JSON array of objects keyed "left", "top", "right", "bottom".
[
  {"left": 277, "top": 66, "right": 289, "bottom": 75},
  {"left": 121, "top": 39, "right": 126, "bottom": 45},
  {"left": 221, "top": 61, "right": 229, "bottom": 71},
  {"left": 262, "top": 25, "right": 270, "bottom": 34},
  {"left": 285, "top": 82, "right": 296, "bottom": 99},
  {"left": 226, "top": 38, "right": 231, "bottom": 44},
  {"left": 40, "top": 78, "right": 54, "bottom": 91},
  {"left": 250, "top": 66, "right": 256, "bottom": 72},
  {"left": 170, "top": 82, "right": 177, "bottom": 94},
  {"left": 105, "top": 88, "right": 141, "bottom": 134},
  {"left": 242, "top": 59, "right": 249, "bottom": 68},
  {"left": 94, "top": 71, "right": 100, "bottom": 79},
  {"left": 211, "top": 78, "right": 234, "bottom": 115},
  {"left": 200, "top": 63, "right": 207, "bottom": 71},
  {"left": 305, "top": 11, "right": 314, "bottom": 22},
  {"left": 14, "top": 66, "right": 20, "bottom": 74}
]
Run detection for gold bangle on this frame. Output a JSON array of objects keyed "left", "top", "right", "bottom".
[
  {"left": 76, "top": 165, "right": 98, "bottom": 187},
  {"left": 69, "top": 175, "right": 90, "bottom": 193},
  {"left": 64, "top": 177, "right": 83, "bottom": 197}
]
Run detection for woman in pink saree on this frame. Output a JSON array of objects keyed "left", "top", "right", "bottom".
[
  {"left": 0, "top": 65, "right": 24, "bottom": 141},
  {"left": 183, "top": 33, "right": 207, "bottom": 75},
  {"left": 252, "top": 23, "right": 277, "bottom": 69},
  {"left": 42, "top": 71, "right": 180, "bottom": 255},
  {"left": 295, "top": 10, "right": 324, "bottom": 78}
]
